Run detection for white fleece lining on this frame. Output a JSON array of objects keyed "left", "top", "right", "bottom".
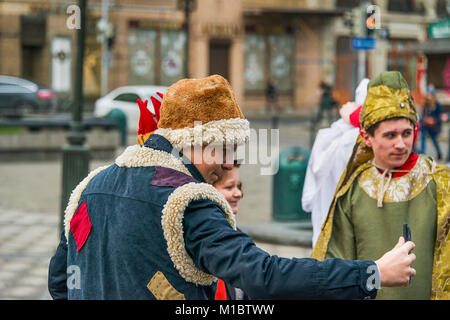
[
  {"left": 115, "top": 145, "right": 192, "bottom": 177},
  {"left": 162, "top": 182, "right": 237, "bottom": 285},
  {"left": 155, "top": 118, "right": 250, "bottom": 149},
  {"left": 64, "top": 165, "right": 111, "bottom": 242}
]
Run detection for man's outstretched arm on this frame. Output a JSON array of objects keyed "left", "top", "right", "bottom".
[{"left": 183, "top": 200, "right": 386, "bottom": 300}]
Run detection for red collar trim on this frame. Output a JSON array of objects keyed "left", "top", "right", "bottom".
[{"left": 375, "top": 153, "right": 419, "bottom": 178}]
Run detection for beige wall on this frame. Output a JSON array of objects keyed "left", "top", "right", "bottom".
[
  {"left": 191, "top": 0, "right": 244, "bottom": 103},
  {"left": 294, "top": 18, "right": 323, "bottom": 110},
  {"left": 0, "top": 14, "right": 22, "bottom": 77},
  {"left": 229, "top": 34, "right": 245, "bottom": 106}
]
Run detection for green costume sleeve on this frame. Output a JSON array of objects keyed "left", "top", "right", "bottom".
[{"left": 325, "top": 187, "right": 356, "bottom": 260}]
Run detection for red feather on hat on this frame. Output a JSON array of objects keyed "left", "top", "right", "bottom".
[
  {"left": 137, "top": 99, "right": 156, "bottom": 135},
  {"left": 136, "top": 92, "right": 164, "bottom": 136}
]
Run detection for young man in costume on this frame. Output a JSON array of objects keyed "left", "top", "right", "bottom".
[
  {"left": 312, "top": 71, "right": 450, "bottom": 300},
  {"left": 49, "top": 75, "right": 416, "bottom": 300}
]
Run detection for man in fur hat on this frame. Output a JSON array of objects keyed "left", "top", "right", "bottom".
[
  {"left": 312, "top": 71, "right": 450, "bottom": 300},
  {"left": 49, "top": 75, "right": 416, "bottom": 300}
]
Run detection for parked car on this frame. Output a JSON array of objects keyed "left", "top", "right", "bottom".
[
  {"left": 0, "top": 75, "right": 55, "bottom": 118},
  {"left": 94, "top": 85, "right": 168, "bottom": 132}
]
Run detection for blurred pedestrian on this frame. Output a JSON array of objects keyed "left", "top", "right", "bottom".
[
  {"left": 49, "top": 74, "right": 416, "bottom": 300},
  {"left": 420, "top": 85, "right": 443, "bottom": 160},
  {"left": 315, "top": 82, "right": 337, "bottom": 125},
  {"left": 265, "top": 79, "right": 278, "bottom": 114},
  {"left": 312, "top": 71, "right": 450, "bottom": 300},
  {"left": 213, "top": 162, "right": 249, "bottom": 300}
]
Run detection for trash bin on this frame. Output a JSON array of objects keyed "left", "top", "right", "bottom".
[
  {"left": 272, "top": 147, "right": 310, "bottom": 221},
  {"left": 107, "top": 109, "right": 127, "bottom": 146}
]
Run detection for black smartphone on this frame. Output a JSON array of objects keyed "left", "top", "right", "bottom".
[
  {"left": 403, "top": 223, "right": 411, "bottom": 242},
  {"left": 403, "top": 223, "right": 412, "bottom": 284}
]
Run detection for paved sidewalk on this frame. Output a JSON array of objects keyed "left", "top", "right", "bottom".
[{"left": 0, "top": 206, "right": 58, "bottom": 299}]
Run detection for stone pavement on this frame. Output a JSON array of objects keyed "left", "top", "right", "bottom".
[{"left": 0, "top": 206, "right": 57, "bottom": 299}]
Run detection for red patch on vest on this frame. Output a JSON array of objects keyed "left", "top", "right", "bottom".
[{"left": 70, "top": 201, "right": 92, "bottom": 252}]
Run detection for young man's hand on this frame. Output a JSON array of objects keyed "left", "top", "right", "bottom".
[
  {"left": 375, "top": 237, "right": 416, "bottom": 287},
  {"left": 339, "top": 101, "right": 358, "bottom": 124}
]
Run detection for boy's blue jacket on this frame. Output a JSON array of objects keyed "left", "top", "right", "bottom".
[{"left": 48, "top": 134, "right": 378, "bottom": 300}]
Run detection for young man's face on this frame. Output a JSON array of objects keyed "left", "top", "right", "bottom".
[
  {"left": 361, "top": 118, "right": 415, "bottom": 170},
  {"left": 188, "top": 144, "right": 236, "bottom": 184}
]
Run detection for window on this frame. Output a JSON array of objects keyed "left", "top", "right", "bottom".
[
  {"left": 244, "top": 34, "right": 265, "bottom": 91},
  {"left": 336, "top": 0, "right": 359, "bottom": 9},
  {"left": 244, "top": 33, "right": 294, "bottom": 92},
  {"left": 268, "top": 35, "right": 294, "bottom": 91},
  {"left": 0, "top": 83, "right": 32, "bottom": 94},
  {"left": 388, "top": 0, "right": 414, "bottom": 12},
  {"left": 113, "top": 93, "right": 140, "bottom": 103},
  {"left": 436, "top": 0, "right": 450, "bottom": 18},
  {"left": 128, "top": 29, "right": 186, "bottom": 86},
  {"left": 0, "top": 84, "right": 16, "bottom": 93},
  {"left": 388, "top": 39, "right": 417, "bottom": 90},
  {"left": 388, "top": 0, "right": 425, "bottom": 13},
  {"left": 160, "top": 30, "right": 186, "bottom": 85},
  {"left": 335, "top": 36, "right": 358, "bottom": 105},
  {"left": 427, "top": 55, "right": 450, "bottom": 90}
]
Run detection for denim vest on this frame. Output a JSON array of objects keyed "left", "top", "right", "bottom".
[{"left": 66, "top": 135, "right": 222, "bottom": 299}]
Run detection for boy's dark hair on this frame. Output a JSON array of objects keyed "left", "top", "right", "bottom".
[{"left": 366, "top": 117, "right": 415, "bottom": 136}]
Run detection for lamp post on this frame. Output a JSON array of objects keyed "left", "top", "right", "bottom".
[
  {"left": 177, "top": 0, "right": 197, "bottom": 78},
  {"left": 98, "top": 0, "right": 111, "bottom": 96},
  {"left": 60, "top": 0, "right": 90, "bottom": 232},
  {"left": 357, "top": 0, "right": 368, "bottom": 83}
]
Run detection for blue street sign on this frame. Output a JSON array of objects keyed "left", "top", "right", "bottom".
[{"left": 352, "top": 37, "right": 376, "bottom": 50}]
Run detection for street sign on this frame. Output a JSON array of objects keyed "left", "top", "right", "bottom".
[
  {"left": 429, "top": 18, "right": 450, "bottom": 39},
  {"left": 352, "top": 37, "right": 376, "bottom": 50}
]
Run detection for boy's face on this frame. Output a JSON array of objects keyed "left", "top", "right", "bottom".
[
  {"left": 360, "top": 118, "right": 415, "bottom": 170},
  {"left": 213, "top": 167, "right": 243, "bottom": 215}
]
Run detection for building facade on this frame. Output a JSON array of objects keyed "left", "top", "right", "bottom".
[{"left": 0, "top": 0, "right": 447, "bottom": 113}]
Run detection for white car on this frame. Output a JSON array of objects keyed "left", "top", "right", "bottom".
[{"left": 94, "top": 85, "right": 167, "bottom": 132}]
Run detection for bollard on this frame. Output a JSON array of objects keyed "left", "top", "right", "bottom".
[
  {"left": 107, "top": 109, "right": 127, "bottom": 146},
  {"left": 272, "top": 147, "right": 310, "bottom": 221}
]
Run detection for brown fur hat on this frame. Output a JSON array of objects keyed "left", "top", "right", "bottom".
[{"left": 155, "top": 75, "right": 250, "bottom": 149}]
